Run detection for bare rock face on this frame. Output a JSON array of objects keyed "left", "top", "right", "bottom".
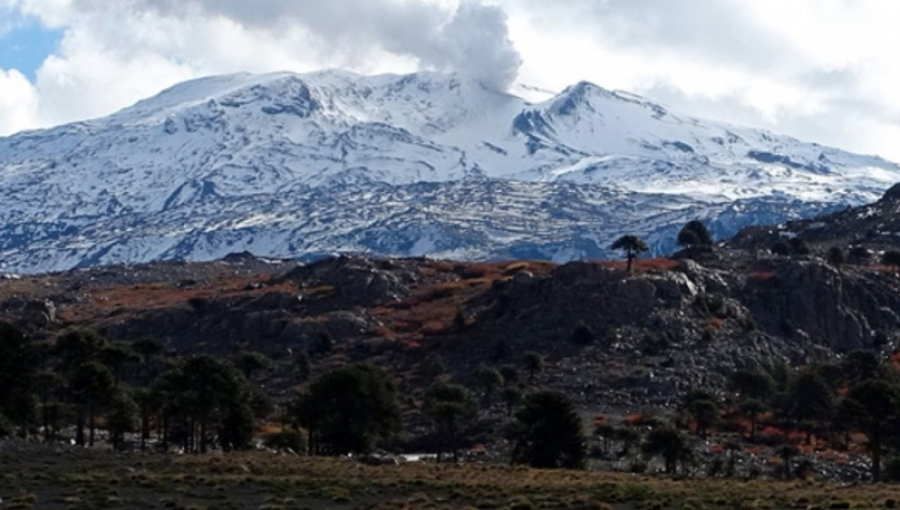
[
  {"left": 882, "top": 182, "right": 900, "bottom": 202},
  {"left": 742, "top": 261, "right": 900, "bottom": 351},
  {"left": 280, "top": 256, "right": 420, "bottom": 306},
  {"left": 2, "top": 298, "right": 57, "bottom": 329}
]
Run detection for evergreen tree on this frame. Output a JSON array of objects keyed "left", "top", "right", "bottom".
[
  {"left": 677, "top": 220, "right": 713, "bottom": 247},
  {"left": 295, "top": 363, "right": 401, "bottom": 455},
  {"left": 610, "top": 235, "right": 649, "bottom": 273},
  {"left": 0, "top": 322, "right": 40, "bottom": 438},
  {"left": 500, "top": 387, "right": 523, "bottom": 417},
  {"left": 827, "top": 247, "right": 846, "bottom": 266},
  {"left": 475, "top": 363, "right": 503, "bottom": 404},
  {"left": 841, "top": 380, "right": 900, "bottom": 482},
  {"left": 771, "top": 241, "right": 791, "bottom": 256},
  {"left": 423, "top": 383, "right": 476, "bottom": 462},
  {"left": 233, "top": 350, "right": 272, "bottom": 380},
  {"left": 882, "top": 250, "right": 900, "bottom": 273},
  {"left": 523, "top": 351, "right": 544, "bottom": 384},
  {"left": 509, "top": 391, "right": 586, "bottom": 469},
  {"left": 69, "top": 361, "right": 116, "bottom": 446},
  {"left": 786, "top": 371, "right": 834, "bottom": 442},
  {"left": 642, "top": 428, "right": 691, "bottom": 475},
  {"left": 571, "top": 321, "right": 596, "bottom": 346}
]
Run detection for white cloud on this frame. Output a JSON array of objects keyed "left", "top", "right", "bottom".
[
  {"left": 0, "top": 67, "right": 38, "bottom": 135},
  {"left": 0, "top": 0, "right": 898, "bottom": 161}
]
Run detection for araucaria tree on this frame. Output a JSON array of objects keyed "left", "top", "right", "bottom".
[
  {"left": 423, "top": 382, "right": 476, "bottom": 462},
  {"left": 294, "top": 363, "right": 401, "bottom": 456},
  {"left": 610, "top": 235, "right": 649, "bottom": 273},
  {"left": 509, "top": 391, "right": 586, "bottom": 469},
  {"left": 840, "top": 380, "right": 899, "bottom": 482},
  {"left": 642, "top": 428, "right": 691, "bottom": 475},
  {"left": 677, "top": 220, "right": 714, "bottom": 248},
  {"left": 881, "top": 250, "right": 900, "bottom": 273},
  {"left": 0, "top": 323, "right": 40, "bottom": 438}
]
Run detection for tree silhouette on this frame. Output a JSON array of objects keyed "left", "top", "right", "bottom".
[
  {"left": 295, "top": 363, "right": 400, "bottom": 455},
  {"left": 677, "top": 220, "right": 713, "bottom": 247},
  {"left": 786, "top": 371, "right": 834, "bottom": 443},
  {"left": 523, "top": 351, "right": 544, "bottom": 384},
  {"left": 642, "top": 428, "right": 691, "bottom": 475},
  {"left": 69, "top": 361, "right": 116, "bottom": 446},
  {"left": 0, "top": 322, "right": 39, "bottom": 438},
  {"left": 729, "top": 369, "right": 776, "bottom": 402},
  {"left": 571, "top": 322, "right": 596, "bottom": 346},
  {"left": 423, "top": 383, "right": 476, "bottom": 462},
  {"left": 827, "top": 247, "right": 846, "bottom": 266},
  {"left": 740, "top": 399, "right": 769, "bottom": 441},
  {"left": 475, "top": 363, "right": 503, "bottom": 405},
  {"left": 610, "top": 235, "right": 649, "bottom": 273},
  {"left": 776, "top": 444, "right": 799, "bottom": 479},
  {"left": 501, "top": 387, "right": 523, "bottom": 417},
  {"left": 771, "top": 241, "right": 790, "bottom": 256},
  {"left": 882, "top": 250, "right": 900, "bottom": 273},
  {"left": 34, "top": 370, "right": 63, "bottom": 443},
  {"left": 509, "top": 391, "right": 586, "bottom": 469},
  {"left": 680, "top": 390, "right": 720, "bottom": 437},
  {"left": 233, "top": 350, "right": 272, "bottom": 380},
  {"left": 841, "top": 380, "right": 900, "bottom": 482}
]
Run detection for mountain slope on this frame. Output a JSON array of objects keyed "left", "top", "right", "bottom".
[{"left": 0, "top": 70, "right": 898, "bottom": 273}]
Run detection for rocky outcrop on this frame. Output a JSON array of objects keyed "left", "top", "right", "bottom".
[{"left": 743, "top": 261, "right": 900, "bottom": 351}]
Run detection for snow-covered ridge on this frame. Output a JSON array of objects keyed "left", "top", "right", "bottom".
[{"left": 0, "top": 69, "right": 898, "bottom": 273}]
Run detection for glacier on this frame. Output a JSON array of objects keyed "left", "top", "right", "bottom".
[{"left": 0, "top": 69, "right": 898, "bottom": 273}]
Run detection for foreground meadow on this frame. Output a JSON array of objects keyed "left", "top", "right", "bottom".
[{"left": 1, "top": 449, "right": 898, "bottom": 510}]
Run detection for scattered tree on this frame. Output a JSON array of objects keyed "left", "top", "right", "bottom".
[
  {"left": 509, "top": 391, "right": 586, "bottom": 469},
  {"left": 882, "top": 250, "right": 900, "bottom": 273},
  {"left": 523, "top": 351, "right": 544, "bottom": 384},
  {"left": 610, "top": 235, "right": 649, "bottom": 273},
  {"left": 423, "top": 383, "right": 476, "bottom": 462},
  {"left": 571, "top": 321, "right": 596, "bottom": 346},
  {"left": 0, "top": 323, "right": 40, "bottom": 438},
  {"left": 776, "top": 444, "right": 799, "bottom": 480},
  {"left": 771, "top": 241, "right": 791, "bottom": 257},
  {"left": 827, "top": 247, "right": 846, "bottom": 266},
  {"left": 677, "top": 220, "right": 713, "bottom": 247},
  {"left": 841, "top": 380, "right": 900, "bottom": 482},
  {"left": 500, "top": 387, "right": 523, "bottom": 417},
  {"left": 294, "top": 363, "right": 400, "bottom": 455},
  {"left": 475, "top": 363, "right": 504, "bottom": 404},
  {"left": 642, "top": 428, "right": 691, "bottom": 475},
  {"left": 233, "top": 350, "right": 272, "bottom": 380}
]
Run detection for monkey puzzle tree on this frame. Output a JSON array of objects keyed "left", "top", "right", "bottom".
[
  {"left": 882, "top": 250, "right": 900, "bottom": 273},
  {"left": 841, "top": 379, "right": 900, "bottom": 482},
  {"left": 677, "top": 220, "right": 713, "bottom": 248},
  {"left": 610, "top": 235, "right": 649, "bottom": 273},
  {"left": 509, "top": 391, "right": 586, "bottom": 469},
  {"left": 642, "top": 428, "right": 691, "bottom": 475},
  {"left": 0, "top": 322, "right": 40, "bottom": 438},
  {"left": 523, "top": 351, "right": 544, "bottom": 384},
  {"left": 69, "top": 361, "right": 116, "bottom": 446},
  {"left": 423, "top": 382, "right": 476, "bottom": 462},
  {"left": 295, "top": 363, "right": 401, "bottom": 456}
]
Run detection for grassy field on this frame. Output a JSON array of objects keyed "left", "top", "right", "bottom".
[{"left": 1, "top": 450, "right": 899, "bottom": 510}]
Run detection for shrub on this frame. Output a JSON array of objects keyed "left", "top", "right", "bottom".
[{"left": 571, "top": 322, "right": 596, "bottom": 346}]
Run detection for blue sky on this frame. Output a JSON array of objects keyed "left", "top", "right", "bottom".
[{"left": 0, "top": 11, "right": 61, "bottom": 80}]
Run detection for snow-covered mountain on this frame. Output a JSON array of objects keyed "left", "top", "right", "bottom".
[{"left": 1, "top": 70, "right": 898, "bottom": 273}]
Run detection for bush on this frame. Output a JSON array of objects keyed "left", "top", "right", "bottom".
[
  {"left": 770, "top": 241, "right": 790, "bottom": 256},
  {"left": 571, "top": 322, "right": 595, "bottom": 346},
  {"left": 264, "top": 429, "right": 308, "bottom": 453}
]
